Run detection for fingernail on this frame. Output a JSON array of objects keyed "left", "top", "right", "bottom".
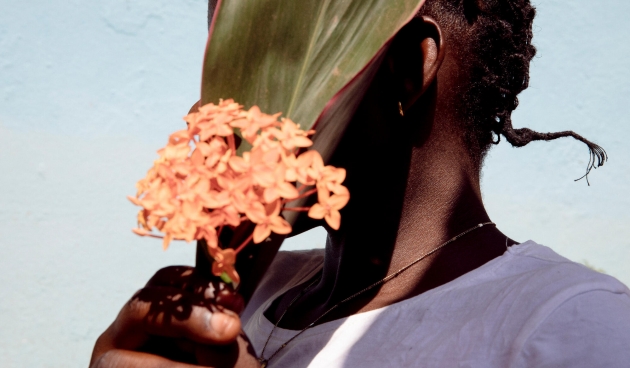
[{"left": 210, "top": 312, "right": 232, "bottom": 335}]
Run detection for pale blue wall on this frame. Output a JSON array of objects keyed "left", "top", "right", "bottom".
[{"left": 1, "top": 1, "right": 628, "bottom": 366}]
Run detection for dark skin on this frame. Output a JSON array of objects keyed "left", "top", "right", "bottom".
[{"left": 91, "top": 16, "right": 517, "bottom": 367}]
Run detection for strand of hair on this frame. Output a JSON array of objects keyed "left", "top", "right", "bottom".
[{"left": 500, "top": 125, "right": 608, "bottom": 185}]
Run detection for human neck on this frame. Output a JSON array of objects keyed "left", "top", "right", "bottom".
[
  {"left": 319, "top": 140, "right": 491, "bottom": 305},
  {"left": 267, "top": 126, "right": 509, "bottom": 329},
  {"left": 265, "top": 68, "right": 513, "bottom": 328}
]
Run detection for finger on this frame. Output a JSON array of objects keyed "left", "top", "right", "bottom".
[
  {"left": 92, "top": 349, "right": 213, "bottom": 368},
  {"left": 119, "top": 287, "right": 242, "bottom": 346}
]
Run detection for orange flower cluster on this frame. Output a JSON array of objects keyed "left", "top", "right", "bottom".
[{"left": 128, "top": 99, "right": 349, "bottom": 285}]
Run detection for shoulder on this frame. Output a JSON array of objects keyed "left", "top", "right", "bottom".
[
  {"left": 493, "top": 240, "right": 628, "bottom": 298},
  {"left": 502, "top": 241, "right": 630, "bottom": 367},
  {"left": 513, "top": 288, "right": 630, "bottom": 367},
  {"left": 448, "top": 241, "right": 629, "bottom": 319},
  {"left": 390, "top": 241, "right": 630, "bottom": 367}
]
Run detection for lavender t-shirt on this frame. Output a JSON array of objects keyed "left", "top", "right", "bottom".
[{"left": 243, "top": 241, "right": 630, "bottom": 367}]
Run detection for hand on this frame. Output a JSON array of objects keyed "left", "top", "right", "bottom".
[{"left": 90, "top": 266, "right": 260, "bottom": 368}]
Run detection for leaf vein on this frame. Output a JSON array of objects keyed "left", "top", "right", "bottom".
[{"left": 286, "top": 0, "right": 333, "bottom": 118}]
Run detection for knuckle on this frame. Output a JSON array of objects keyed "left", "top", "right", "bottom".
[{"left": 123, "top": 291, "right": 150, "bottom": 320}]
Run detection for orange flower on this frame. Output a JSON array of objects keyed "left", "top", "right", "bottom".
[
  {"left": 208, "top": 203, "right": 241, "bottom": 228},
  {"left": 160, "top": 130, "right": 192, "bottom": 161},
  {"left": 215, "top": 173, "right": 255, "bottom": 213},
  {"left": 272, "top": 118, "right": 314, "bottom": 151},
  {"left": 262, "top": 165, "right": 299, "bottom": 203},
  {"left": 319, "top": 166, "right": 347, "bottom": 194},
  {"left": 283, "top": 150, "right": 324, "bottom": 186},
  {"left": 197, "top": 137, "right": 229, "bottom": 169},
  {"left": 246, "top": 200, "right": 292, "bottom": 243},
  {"left": 230, "top": 106, "right": 280, "bottom": 143},
  {"left": 185, "top": 99, "right": 240, "bottom": 140},
  {"left": 227, "top": 150, "right": 276, "bottom": 188},
  {"left": 308, "top": 186, "right": 350, "bottom": 230},
  {"left": 129, "top": 100, "right": 349, "bottom": 285},
  {"left": 209, "top": 247, "right": 240, "bottom": 285}
]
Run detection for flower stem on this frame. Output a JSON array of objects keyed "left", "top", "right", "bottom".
[
  {"left": 299, "top": 184, "right": 314, "bottom": 193},
  {"left": 283, "top": 188, "right": 317, "bottom": 204},
  {"left": 227, "top": 134, "right": 236, "bottom": 154},
  {"left": 234, "top": 233, "right": 254, "bottom": 254},
  {"left": 283, "top": 207, "right": 311, "bottom": 212}
]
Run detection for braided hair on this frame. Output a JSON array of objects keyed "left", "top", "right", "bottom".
[{"left": 419, "top": 0, "right": 606, "bottom": 183}]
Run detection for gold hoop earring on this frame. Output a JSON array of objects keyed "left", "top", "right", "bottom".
[{"left": 398, "top": 101, "right": 404, "bottom": 117}]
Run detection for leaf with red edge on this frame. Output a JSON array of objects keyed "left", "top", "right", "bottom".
[{"left": 202, "top": 0, "right": 427, "bottom": 160}]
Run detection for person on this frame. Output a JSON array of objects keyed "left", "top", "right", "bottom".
[{"left": 90, "top": 0, "right": 630, "bottom": 367}]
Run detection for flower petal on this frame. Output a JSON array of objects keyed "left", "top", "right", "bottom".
[
  {"left": 222, "top": 205, "right": 241, "bottom": 227},
  {"left": 132, "top": 228, "right": 150, "bottom": 236},
  {"left": 291, "top": 136, "right": 313, "bottom": 148},
  {"left": 246, "top": 202, "right": 267, "bottom": 224},
  {"left": 228, "top": 156, "right": 249, "bottom": 173},
  {"left": 162, "top": 233, "right": 173, "bottom": 250},
  {"left": 127, "top": 195, "right": 142, "bottom": 206},
  {"left": 270, "top": 216, "right": 292, "bottom": 235},
  {"left": 276, "top": 182, "right": 299, "bottom": 200},
  {"left": 212, "top": 261, "right": 223, "bottom": 277},
  {"left": 308, "top": 203, "right": 327, "bottom": 220},
  {"left": 191, "top": 148, "right": 204, "bottom": 166},
  {"left": 201, "top": 229, "right": 218, "bottom": 248},
  {"left": 222, "top": 249, "right": 237, "bottom": 264},
  {"left": 324, "top": 209, "right": 341, "bottom": 230},
  {"left": 253, "top": 224, "right": 271, "bottom": 244},
  {"left": 328, "top": 192, "right": 350, "bottom": 210},
  {"left": 263, "top": 187, "right": 279, "bottom": 204},
  {"left": 316, "top": 185, "right": 330, "bottom": 204}
]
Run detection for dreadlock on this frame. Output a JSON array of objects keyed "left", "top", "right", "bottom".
[{"left": 419, "top": 0, "right": 607, "bottom": 184}]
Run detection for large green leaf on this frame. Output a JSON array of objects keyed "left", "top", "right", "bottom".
[
  {"left": 201, "top": 0, "right": 426, "bottom": 160},
  {"left": 198, "top": 0, "right": 427, "bottom": 299}
]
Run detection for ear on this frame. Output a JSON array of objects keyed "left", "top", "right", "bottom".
[{"left": 386, "top": 15, "right": 445, "bottom": 112}]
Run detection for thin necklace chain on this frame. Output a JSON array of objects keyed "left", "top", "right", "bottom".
[{"left": 258, "top": 222, "right": 496, "bottom": 367}]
